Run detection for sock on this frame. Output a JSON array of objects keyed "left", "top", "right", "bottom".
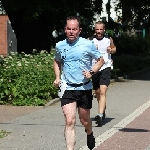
[
  {"left": 99, "top": 113, "right": 103, "bottom": 118},
  {"left": 87, "top": 132, "right": 93, "bottom": 138}
]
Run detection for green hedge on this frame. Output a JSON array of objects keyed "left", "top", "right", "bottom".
[
  {"left": 113, "top": 35, "right": 150, "bottom": 56},
  {"left": 111, "top": 55, "right": 150, "bottom": 78},
  {"left": 0, "top": 50, "right": 57, "bottom": 106},
  {"left": 110, "top": 34, "right": 150, "bottom": 79}
]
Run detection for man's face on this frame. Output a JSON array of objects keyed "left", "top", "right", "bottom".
[
  {"left": 65, "top": 19, "right": 81, "bottom": 43},
  {"left": 94, "top": 24, "right": 105, "bottom": 39}
]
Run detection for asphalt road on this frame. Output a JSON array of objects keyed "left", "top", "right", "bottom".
[{"left": 0, "top": 71, "right": 150, "bottom": 150}]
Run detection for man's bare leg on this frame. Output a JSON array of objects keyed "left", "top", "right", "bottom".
[
  {"left": 78, "top": 107, "right": 95, "bottom": 149},
  {"left": 95, "top": 85, "right": 107, "bottom": 124},
  {"left": 78, "top": 107, "right": 92, "bottom": 135},
  {"left": 95, "top": 89, "right": 100, "bottom": 113},
  {"left": 62, "top": 102, "right": 77, "bottom": 150},
  {"left": 95, "top": 85, "right": 107, "bottom": 114}
]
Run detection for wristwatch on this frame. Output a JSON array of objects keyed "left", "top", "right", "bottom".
[{"left": 89, "top": 70, "right": 95, "bottom": 76}]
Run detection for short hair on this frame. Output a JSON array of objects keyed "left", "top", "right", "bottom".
[
  {"left": 66, "top": 16, "right": 81, "bottom": 27},
  {"left": 95, "top": 21, "right": 105, "bottom": 28}
]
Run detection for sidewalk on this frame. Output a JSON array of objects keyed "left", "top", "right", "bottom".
[
  {"left": 95, "top": 105, "right": 150, "bottom": 150},
  {"left": 0, "top": 71, "right": 150, "bottom": 150}
]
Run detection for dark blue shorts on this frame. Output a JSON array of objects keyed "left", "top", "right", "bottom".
[{"left": 60, "top": 89, "right": 93, "bottom": 109}]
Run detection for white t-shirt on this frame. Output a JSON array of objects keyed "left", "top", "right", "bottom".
[{"left": 92, "top": 36, "right": 112, "bottom": 71}]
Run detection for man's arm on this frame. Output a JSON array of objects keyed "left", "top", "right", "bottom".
[
  {"left": 53, "top": 59, "right": 61, "bottom": 87},
  {"left": 91, "top": 57, "right": 104, "bottom": 73},
  {"left": 83, "top": 57, "right": 104, "bottom": 79},
  {"left": 109, "top": 37, "right": 116, "bottom": 54}
]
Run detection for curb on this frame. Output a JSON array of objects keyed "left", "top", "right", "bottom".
[
  {"left": 110, "top": 76, "right": 126, "bottom": 83},
  {"left": 44, "top": 98, "right": 60, "bottom": 107}
]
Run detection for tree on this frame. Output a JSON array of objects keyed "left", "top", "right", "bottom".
[
  {"left": 116, "top": 0, "right": 150, "bottom": 31},
  {"left": 1, "top": 0, "right": 103, "bottom": 53},
  {"left": 0, "top": 1, "right": 5, "bottom": 14},
  {"left": 106, "top": 0, "right": 111, "bottom": 22}
]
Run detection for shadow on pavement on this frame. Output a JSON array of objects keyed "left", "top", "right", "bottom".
[
  {"left": 119, "top": 127, "right": 150, "bottom": 132},
  {"left": 91, "top": 117, "right": 115, "bottom": 127}
]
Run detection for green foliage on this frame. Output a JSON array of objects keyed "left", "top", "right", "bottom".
[
  {"left": 112, "top": 55, "right": 150, "bottom": 77},
  {"left": 113, "top": 35, "right": 150, "bottom": 56},
  {"left": 117, "top": 0, "right": 150, "bottom": 25},
  {"left": 1, "top": 0, "right": 103, "bottom": 53},
  {"left": 105, "top": 30, "right": 114, "bottom": 37},
  {"left": 0, "top": 50, "right": 58, "bottom": 106},
  {"left": 1, "top": 0, "right": 101, "bottom": 30},
  {"left": 0, "top": 130, "right": 10, "bottom": 138},
  {"left": 111, "top": 34, "right": 150, "bottom": 78}
]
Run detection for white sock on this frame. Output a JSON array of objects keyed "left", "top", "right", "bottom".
[{"left": 99, "top": 113, "right": 103, "bottom": 118}]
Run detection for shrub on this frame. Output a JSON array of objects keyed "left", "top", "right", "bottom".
[
  {"left": 0, "top": 50, "right": 58, "bottom": 106},
  {"left": 111, "top": 55, "right": 150, "bottom": 78},
  {"left": 110, "top": 34, "right": 150, "bottom": 78},
  {"left": 113, "top": 35, "right": 150, "bottom": 56}
]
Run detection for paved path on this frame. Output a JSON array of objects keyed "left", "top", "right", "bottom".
[{"left": 0, "top": 71, "right": 150, "bottom": 150}]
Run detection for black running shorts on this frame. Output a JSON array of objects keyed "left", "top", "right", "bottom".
[
  {"left": 60, "top": 89, "right": 93, "bottom": 109},
  {"left": 92, "top": 67, "right": 111, "bottom": 90}
]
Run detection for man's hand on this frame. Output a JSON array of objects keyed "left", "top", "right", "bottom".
[
  {"left": 53, "top": 79, "right": 60, "bottom": 87},
  {"left": 83, "top": 70, "right": 92, "bottom": 79}
]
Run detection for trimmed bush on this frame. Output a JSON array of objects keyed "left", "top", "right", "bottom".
[
  {"left": 113, "top": 35, "right": 150, "bottom": 56},
  {"left": 0, "top": 50, "right": 58, "bottom": 106},
  {"left": 111, "top": 55, "right": 150, "bottom": 78}
]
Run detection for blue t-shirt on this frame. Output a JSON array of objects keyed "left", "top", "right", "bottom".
[{"left": 55, "top": 37, "right": 101, "bottom": 90}]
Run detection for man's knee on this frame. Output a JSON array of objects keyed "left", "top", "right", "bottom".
[
  {"left": 100, "top": 85, "right": 107, "bottom": 96},
  {"left": 80, "top": 117, "right": 89, "bottom": 126},
  {"left": 65, "top": 116, "right": 76, "bottom": 126},
  {"left": 79, "top": 108, "right": 90, "bottom": 126},
  {"left": 100, "top": 90, "right": 106, "bottom": 96},
  {"left": 95, "top": 89, "right": 100, "bottom": 95}
]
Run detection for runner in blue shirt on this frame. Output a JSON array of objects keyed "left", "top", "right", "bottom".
[{"left": 53, "top": 16, "right": 104, "bottom": 150}]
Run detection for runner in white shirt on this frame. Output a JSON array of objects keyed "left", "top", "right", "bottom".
[{"left": 90, "top": 21, "right": 116, "bottom": 126}]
